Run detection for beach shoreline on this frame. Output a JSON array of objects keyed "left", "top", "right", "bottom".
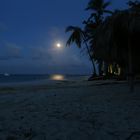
[{"left": 0, "top": 80, "right": 140, "bottom": 139}]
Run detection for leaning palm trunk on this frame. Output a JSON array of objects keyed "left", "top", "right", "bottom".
[
  {"left": 82, "top": 35, "right": 96, "bottom": 75},
  {"left": 65, "top": 26, "right": 97, "bottom": 75}
]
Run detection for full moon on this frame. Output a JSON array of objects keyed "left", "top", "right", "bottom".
[{"left": 56, "top": 43, "right": 61, "bottom": 48}]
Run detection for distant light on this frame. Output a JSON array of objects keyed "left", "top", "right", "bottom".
[{"left": 4, "top": 73, "right": 10, "bottom": 76}]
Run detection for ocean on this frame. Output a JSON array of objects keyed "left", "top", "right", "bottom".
[{"left": 0, "top": 74, "right": 88, "bottom": 84}]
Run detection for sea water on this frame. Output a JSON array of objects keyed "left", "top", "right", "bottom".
[{"left": 0, "top": 74, "right": 88, "bottom": 84}]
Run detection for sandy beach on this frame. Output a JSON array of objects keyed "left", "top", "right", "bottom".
[{"left": 0, "top": 80, "right": 140, "bottom": 140}]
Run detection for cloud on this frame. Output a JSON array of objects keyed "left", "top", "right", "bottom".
[
  {"left": 0, "top": 42, "right": 91, "bottom": 74},
  {"left": 45, "top": 26, "right": 67, "bottom": 47},
  {"left": 29, "top": 44, "right": 89, "bottom": 69},
  {"left": 0, "top": 26, "right": 92, "bottom": 74},
  {"left": 30, "top": 46, "right": 51, "bottom": 60},
  {"left": 48, "top": 27, "right": 65, "bottom": 39},
  {"left": 0, "top": 42, "right": 23, "bottom": 60}
]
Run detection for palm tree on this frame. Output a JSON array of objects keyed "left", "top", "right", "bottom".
[
  {"left": 86, "top": 0, "right": 112, "bottom": 25},
  {"left": 93, "top": 1, "right": 140, "bottom": 91},
  {"left": 110, "top": 9, "right": 140, "bottom": 92},
  {"left": 84, "top": 0, "right": 112, "bottom": 76},
  {"left": 65, "top": 26, "right": 96, "bottom": 75}
]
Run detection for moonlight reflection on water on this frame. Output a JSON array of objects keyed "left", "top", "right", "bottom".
[{"left": 50, "top": 74, "right": 65, "bottom": 80}]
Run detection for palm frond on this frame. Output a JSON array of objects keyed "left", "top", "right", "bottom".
[
  {"left": 86, "top": 0, "right": 104, "bottom": 11},
  {"left": 103, "top": 10, "right": 113, "bottom": 14},
  {"left": 65, "top": 26, "right": 84, "bottom": 48},
  {"left": 103, "top": 1, "right": 111, "bottom": 9}
]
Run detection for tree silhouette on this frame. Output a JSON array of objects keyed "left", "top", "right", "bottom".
[
  {"left": 84, "top": 0, "right": 112, "bottom": 76},
  {"left": 65, "top": 26, "right": 96, "bottom": 75}
]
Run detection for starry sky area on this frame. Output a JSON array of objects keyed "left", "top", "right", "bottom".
[{"left": 0, "top": 0, "right": 129, "bottom": 74}]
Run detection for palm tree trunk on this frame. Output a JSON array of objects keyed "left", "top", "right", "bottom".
[
  {"left": 98, "top": 60, "right": 103, "bottom": 76},
  {"left": 128, "top": 15, "right": 134, "bottom": 92},
  {"left": 82, "top": 37, "right": 96, "bottom": 75},
  {"left": 128, "top": 36, "right": 134, "bottom": 92}
]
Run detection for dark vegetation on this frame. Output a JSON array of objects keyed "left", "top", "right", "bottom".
[{"left": 66, "top": 0, "right": 140, "bottom": 91}]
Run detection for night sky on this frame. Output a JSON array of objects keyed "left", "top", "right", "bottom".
[{"left": 0, "top": 0, "right": 128, "bottom": 74}]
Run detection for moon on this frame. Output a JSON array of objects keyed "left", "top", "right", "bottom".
[{"left": 56, "top": 43, "right": 61, "bottom": 48}]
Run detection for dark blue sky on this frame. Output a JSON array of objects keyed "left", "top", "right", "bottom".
[{"left": 0, "top": 0, "right": 128, "bottom": 74}]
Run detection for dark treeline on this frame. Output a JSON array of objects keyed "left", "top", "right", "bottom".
[{"left": 66, "top": 0, "right": 140, "bottom": 91}]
